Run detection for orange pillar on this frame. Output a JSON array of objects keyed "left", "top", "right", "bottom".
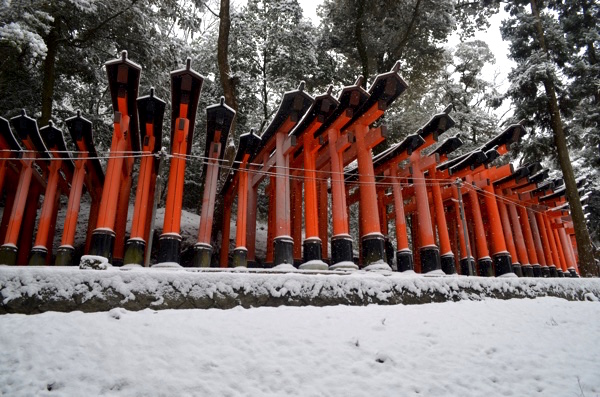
[
  {"left": 391, "top": 167, "right": 412, "bottom": 271},
  {"left": 452, "top": 183, "right": 474, "bottom": 275},
  {"left": 89, "top": 52, "right": 140, "bottom": 263},
  {"left": 246, "top": 182, "right": 258, "bottom": 267},
  {"left": 354, "top": 124, "right": 387, "bottom": 267},
  {"left": 232, "top": 165, "right": 250, "bottom": 267},
  {"left": 272, "top": 131, "right": 293, "bottom": 266},
  {"left": 219, "top": 192, "right": 233, "bottom": 268},
  {"left": 431, "top": 179, "right": 455, "bottom": 274},
  {"left": 55, "top": 158, "right": 86, "bottom": 265},
  {"left": 465, "top": 181, "right": 492, "bottom": 276},
  {"left": 535, "top": 211, "right": 557, "bottom": 276},
  {"left": 328, "top": 128, "right": 356, "bottom": 269},
  {"left": 497, "top": 198, "right": 520, "bottom": 276},
  {"left": 410, "top": 152, "right": 440, "bottom": 273},
  {"left": 301, "top": 135, "right": 325, "bottom": 267},
  {"left": 0, "top": 157, "right": 34, "bottom": 265},
  {"left": 28, "top": 157, "right": 62, "bottom": 265},
  {"left": 157, "top": 59, "right": 203, "bottom": 266},
  {"left": 544, "top": 214, "right": 563, "bottom": 276},
  {"left": 518, "top": 206, "right": 540, "bottom": 276},
  {"left": 528, "top": 208, "right": 549, "bottom": 276}
]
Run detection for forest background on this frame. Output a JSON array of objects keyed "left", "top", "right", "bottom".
[{"left": 0, "top": 0, "right": 598, "bottom": 273}]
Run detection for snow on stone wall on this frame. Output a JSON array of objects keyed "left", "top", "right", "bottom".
[{"left": 1, "top": 266, "right": 599, "bottom": 314}]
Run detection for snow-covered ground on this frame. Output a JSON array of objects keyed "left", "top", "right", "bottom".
[{"left": 1, "top": 297, "right": 598, "bottom": 396}]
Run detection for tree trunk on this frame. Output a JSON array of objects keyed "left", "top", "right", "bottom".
[
  {"left": 354, "top": 0, "right": 369, "bottom": 85},
  {"left": 530, "top": 0, "right": 598, "bottom": 276},
  {"left": 217, "top": 0, "right": 238, "bottom": 114},
  {"left": 40, "top": 21, "right": 60, "bottom": 126},
  {"left": 211, "top": 0, "right": 238, "bottom": 259}
]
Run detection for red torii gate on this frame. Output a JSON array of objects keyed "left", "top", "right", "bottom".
[
  {"left": 56, "top": 112, "right": 105, "bottom": 266},
  {"left": 28, "top": 121, "right": 74, "bottom": 265},
  {"left": 123, "top": 88, "right": 166, "bottom": 267},
  {"left": 0, "top": 111, "right": 49, "bottom": 266},
  {"left": 157, "top": 59, "right": 203, "bottom": 266},
  {"left": 88, "top": 51, "right": 141, "bottom": 265}
]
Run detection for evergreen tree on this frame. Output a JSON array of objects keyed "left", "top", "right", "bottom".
[{"left": 500, "top": 0, "right": 598, "bottom": 276}]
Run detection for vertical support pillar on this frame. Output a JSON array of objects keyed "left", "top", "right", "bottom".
[
  {"left": 29, "top": 158, "right": 62, "bottom": 266},
  {"left": 0, "top": 158, "right": 34, "bottom": 265},
  {"left": 410, "top": 152, "right": 440, "bottom": 273},
  {"left": 317, "top": 179, "right": 329, "bottom": 261},
  {"left": 528, "top": 209, "right": 548, "bottom": 276},
  {"left": 301, "top": 137, "right": 326, "bottom": 269},
  {"left": 291, "top": 178, "right": 303, "bottom": 265},
  {"left": 219, "top": 192, "right": 233, "bottom": 268},
  {"left": 246, "top": 182, "right": 258, "bottom": 267},
  {"left": 273, "top": 131, "right": 293, "bottom": 266},
  {"left": 16, "top": 184, "right": 41, "bottom": 266},
  {"left": 193, "top": 141, "right": 221, "bottom": 267},
  {"left": 232, "top": 167, "right": 250, "bottom": 268},
  {"left": 111, "top": 157, "right": 133, "bottom": 267},
  {"left": 465, "top": 181, "right": 492, "bottom": 276},
  {"left": 431, "top": 179, "right": 455, "bottom": 274},
  {"left": 328, "top": 128, "right": 356, "bottom": 269},
  {"left": 265, "top": 177, "right": 275, "bottom": 266},
  {"left": 481, "top": 183, "right": 513, "bottom": 276},
  {"left": 544, "top": 214, "right": 562, "bottom": 276},
  {"left": 453, "top": 181, "right": 475, "bottom": 275},
  {"left": 507, "top": 202, "right": 531, "bottom": 276},
  {"left": 497, "top": 198, "right": 521, "bottom": 276},
  {"left": 390, "top": 167, "right": 413, "bottom": 271},
  {"left": 535, "top": 211, "right": 557, "bottom": 276},
  {"left": 518, "top": 206, "right": 540, "bottom": 277},
  {"left": 354, "top": 125, "right": 387, "bottom": 267},
  {"left": 56, "top": 158, "right": 86, "bottom": 265}
]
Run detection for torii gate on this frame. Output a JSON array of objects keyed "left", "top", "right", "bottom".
[
  {"left": 247, "top": 83, "right": 313, "bottom": 267},
  {"left": 157, "top": 59, "right": 203, "bottom": 266},
  {"left": 0, "top": 111, "right": 49, "bottom": 266},
  {"left": 55, "top": 112, "right": 105, "bottom": 266},
  {"left": 88, "top": 51, "right": 141, "bottom": 265},
  {"left": 123, "top": 88, "right": 166, "bottom": 267},
  {"left": 220, "top": 129, "right": 262, "bottom": 268},
  {"left": 192, "top": 97, "right": 235, "bottom": 267},
  {"left": 28, "top": 121, "right": 74, "bottom": 265}
]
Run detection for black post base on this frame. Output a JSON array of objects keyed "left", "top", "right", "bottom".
[
  {"left": 0, "top": 245, "right": 18, "bottom": 266},
  {"left": 273, "top": 236, "right": 294, "bottom": 266},
  {"left": 112, "top": 258, "right": 124, "bottom": 267},
  {"left": 460, "top": 257, "right": 476, "bottom": 276},
  {"left": 191, "top": 243, "right": 213, "bottom": 267},
  {"left": 568, "top": 268, "right": 579, "bottom": 278},
  {"left": 28, "top": 247, "right": 48, "bottom": 266},
  {"left": 303, "top": 238, "right": 322, "bottom": 263},
  {"left": 396, "top": 250, "right": 414, "bottom": 272},
  {"left": 441, "top": 253, "right": 456, "bottom": 275},
  {"left": 557, "top": 270, "right": 565, "bottom": 277},
  {"left": 55, "top": 246, "right": 76, "bottom": 266},
  {"left": 478, "top": 257, "right": 494, "bottom": 277},
  {"left": 232, "top": 247, "right": 248, "bottom": 268},
  {"left": 493, "top": 253, "right": 513, "bottom": 277},
  {"left": 123, "top": 239, "right": 146, "bottom": 266},
  {"left": 522, "top": 264, "right": 534, "bottom": 277},
  {"left": 157, "top": 234, "right": 182, "bottom": 264},
  {"left": 89, "top": 230, "right": 116, "bottom": 264},
  {"left": 361, "top": 234, "right": 386, "bottom": 267},
  {"left": 420, "top": 246, "right": 441, "bottom": 274},
  {"left": 247, "top": 260, "right": 260, "bottom": 268},
  {"left": 541, "top": 266, "right": 550, "bottom": 277},
  {"left": 532, "top": 264, "right": 542, "bottom": 277},
  {"left": 548, "top": 266, "right": 558, "bottom": 277},
  {"left": 512, "top": 263, "right": 523, "bottom": 277},
  {"left": 331, "top": 234, "right": 353, "bottom": 265}
]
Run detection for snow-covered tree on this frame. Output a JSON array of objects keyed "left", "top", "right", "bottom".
[{"left": 499, "top": 0, "right": 598, "bottom": 276}]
